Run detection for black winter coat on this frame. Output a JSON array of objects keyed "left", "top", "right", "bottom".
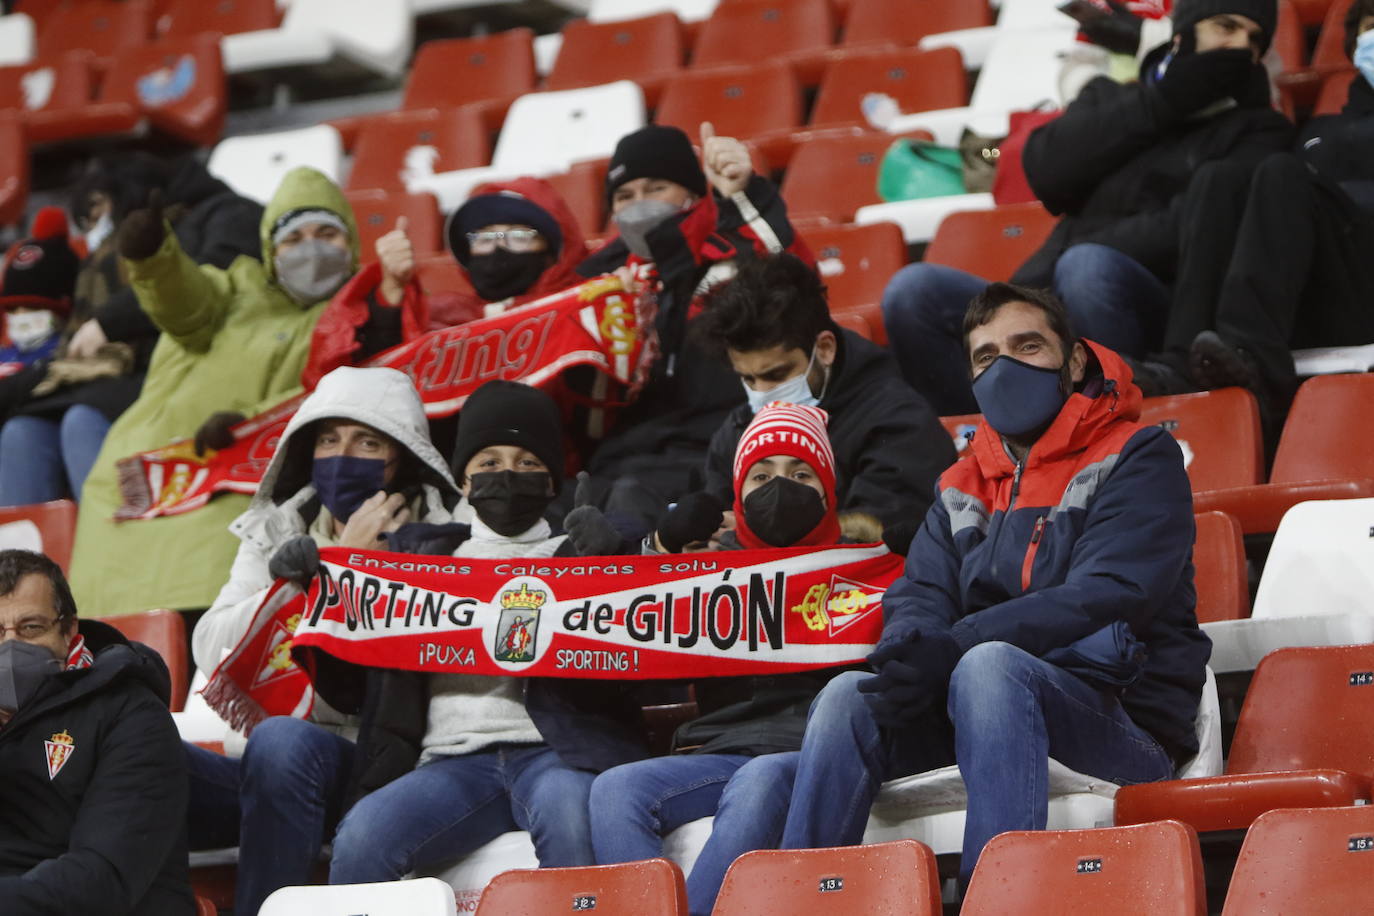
[
  {"left": 1300, "top": 73, "right": 1374, "bottom": 210},
  {"left": 0, "top": 620, "right": 192, "bottom": 916}
]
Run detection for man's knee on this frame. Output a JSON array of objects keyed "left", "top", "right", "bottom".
[
  {"left": 949, "top": 641, "right": 1037, "bottom": 710},
  {"left": 809, "top": 669, "right": 871, "bottom": 725},
  {"left": 881, "top": 264, "right": 969, "bottom": 327},
  {"left": 241, "top": 717, "right": 339, "bottom": 787},
  {"left": 718, "top": 755, "right": 794, "bottom": 820}
]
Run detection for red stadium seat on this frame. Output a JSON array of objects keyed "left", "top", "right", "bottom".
[
  {"left": 37, "top": 0, "right": 152, "bottom": 62},
  {"left": 404, "top": 30, "right": 536, "bottom": 132},
  {"left": 0, "top": 51, "right": 115, "bottom": 143},
  {"left": 714, "top": 841, "right": 941, "bottom": 915},
  {"left": 1310, "top": 0, "right": 1353, "bottom": 73},
  {"left": 346, "top": 107, "right": 490, "bottom": 194},
  {"left": 691, "top": 0, "right": 834, "bottom": 84},
  {"left": 799, "top": 220, "right": 906, "bottom": 345},
  {"left": 962, "top": 821, "right": 1206, "bottom": 916},
  {"left": 543, "top": 158, "right": 609, "bottom": 243},
  {"left": 923, "top": 202, "right": 1057, "bottom": 283},
  {"left": 656, "top": 61, "right": 802, "bottom": 171},
  {"left": 1277, "top": 0, "right": 1352, "bottom": 111},
  {"left": 476, "top": 859, "right": 688, "bottom": 915},
  {"left": 0, "top": 112, "right": 27, "bottom": 226},
  {"left": 416, "top": 253, "right": 473, "bottom": 300},
  {"left": 833, "top": 311, "right": 874, "bottom": 341},
  {"left": 811, "top": 47, "right": 968, "bottom": 130},
  {"left": 345, "top": 190, "right": 443, "bottom": 258},
  {"left": 780, "top": 132, "right": 900, "bottom": 224},
  {"left": 1115, "top": 644, "right": 1374, "bottom": 834},
  {"left": 1221, "top": 805, "right": 1374, "bottom": 915},
  {"left": 1313, "top": 67, "right": 1355, "bottom": 116},
  {"left": 842, "top": 0, "right": 994, "bottom": 47},
  {"left": 1137, "top": 388, "right": 1264, "bottom": 493},
  {"left": 99, "top": 33, "right": 227, "bottom": 147},
  {"left": 1191, "top": 511, "right": 1248, "bottom": 624},
  {"left": 547, "top": 13, "right": 685, "bottom": 108},
  {"left": 1288, "top": 0, "right": 1338, "bottom": 26},
  {"left": 158, "top": 0, "right": 279, "bottom": 41},
  {"left": 194, "top": 895, "right": 217, "bottom": 916},
  {"left": 104, "top": 609, "right": 188, "bottom": 712},
  {"left": 0, "top": 500, "right": 76, "bottom": 572}
]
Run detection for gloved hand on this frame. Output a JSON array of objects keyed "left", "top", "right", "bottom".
[
  {"left": 881, "top": 518, "right": 921, "bottom": 558},
  {"left": 1077, "top": 0, "right": 1143, "bottom": 55},
  {"left": 117, "top": 188, "right": 166, "bottom": 261},
  {"left": 563, "top": 472, "right": 630, "bottom": 556},
  {"left": 857, "top": 631, "right": 964, "bottom": 727},
  {"left": 193, "top": 410, "right": 246, "bottom": 456},
  {"left": 1153, "top": 48, "right": 1256, "bottom": 118},
  {"left": 657, "top": 491, "right": 725, "bottom": 553},
  {"left": 268, "top": 535, "right": 320, "bottom": 588}
]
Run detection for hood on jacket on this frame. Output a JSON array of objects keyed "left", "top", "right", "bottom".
[
  {"left": 244, "top": 366, "right": 460, "bottom": 514},
  {"left": 259, "top": 166, "right": 361, "bottom": 288},
  {"left": 969, "top": 340, "right": 1143, "bottom": 480}
]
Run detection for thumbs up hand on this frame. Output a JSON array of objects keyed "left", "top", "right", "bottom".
[
  {"left": 700, "top": 121, "right": 752, "bottom": 197},
  {"left": 377, "top": 216, "right": 415, "bottom": 305}
]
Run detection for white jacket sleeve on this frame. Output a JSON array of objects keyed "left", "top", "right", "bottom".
[{"left": 191, "top": 537, "right": 302, "bottom": 674}]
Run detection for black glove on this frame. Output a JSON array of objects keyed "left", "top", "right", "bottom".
[
  {"left": 194, "top": 410, "right": 246, "bottom": 457},
  {"left": 1078, "top": 0, "right": 1143, "bottom": 55},
  {"left": 268, "top": 535, "right": 320, "bottom": 588},
  {"left": 857, "top": 631, "right": 964, "bottom": 726},
  {"left": 564, "top": 506, "right": 630, "bottom": 556},
  {"left": 1153, "top": 48, "right": 1257, "bottom": 118},
  {"left": 881, "top": 518, "right": 921, "bottom": 558},
  {"left": 657, "top": 491, "right": 724, "bottom": 553},
  {"left": 117, "top": 188, "right": 166, "bottom": 261}
]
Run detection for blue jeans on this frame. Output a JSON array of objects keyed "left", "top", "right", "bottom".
[
  {"left": 184, "top": 717, "right": 355, "bottom": 916},
  {"left": 881, "top": 246, "right": 1170, "bottom": 415},
  {"left": 591, "top": 752, "right": 800, "bottom": 916},
  {"left": 782, "top": 644, "right": 1174, "bottom": 883},
  {"left": 0, "top": 405, "right": 112, "bottom": 505},
  {"left": 330, "top": 745, "right": 595, "bottom": 883}
]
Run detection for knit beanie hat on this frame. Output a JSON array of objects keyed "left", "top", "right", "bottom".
[
  {"left": 732, "top": 402, "right": 840, "bottom": 548},
  {"left": 446, "top": 189, "right": 563, "bottom": 266},
  {"left": 452, "top": 380, "right": 565, "bottom": 491},
  {"left": 0, "top": 207, "right": 79, "bottom": 315},
  {"left": 605, "top": 125, "right": 708, "bottom": 205},
  {"left": 1172, "top": 0, "right": 1277, "bottom": 53}
]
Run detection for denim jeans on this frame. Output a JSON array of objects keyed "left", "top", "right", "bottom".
[
  {"left": 880, "top": 246, "right": 1170, "bottom": 415},
  {"left": 330, "top": 744, "right": 595, "bottom": 883},
  {"left": 184, "top": 717, "right": 356, "bottom": 916},
  {"left": 782, "top": 644, "right": 1174, "bottom": 884},
  {"left": 590, "top": 752, "right": 800, "bottom": 916},
  {"left": 0, "top": 405, "right": 112, "bottom": 505}
]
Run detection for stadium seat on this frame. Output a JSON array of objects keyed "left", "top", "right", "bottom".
[
  {"left": 588, "top": 0, "right": 718, "bottom": 25},
  {"left": 547, "top": 13, "right": 684, "bottom": 107},
  {"left": 810, "top": 47, "right": 968, "bottom": 130},
  {"left": 158, "top": 0, "right": 279, "bottom": 41},
  {"left": 0, "top": 13, "right": 36, "bottom": 68},
  {"left": 1308, "top": 0, "right": 1352, "bottom": 74},
  {"left": 475, "top": 859, "right": 687, "bottom": 915},
  {"left": 656, "top": 61, "right": 802, "bottom": 171},
  {"left": 0, "top": 111, "right": 25, "bottom": 225},
  {"left": 543, "top": 157, "right": 610, "bottom": 242},
  {"left": 1191, "top": 511, "right": 1248, "bottom": 624},
  {"left": 780, "top": 131, "right": 903, "bottom": 224},
  {"left": 37, "top": 0, "right": 152, "bottom": 63},
  {"left": 713, "top": 841, "right": 940, "bottom": 916},
  {"left": 89, "top": 32, "right": 227, "bottom": 147},
  {"left": 961, "top": 821, "right": 1207, "bottom": 915},
  {"left": 1114, "top": 644, "right": 1374, "bottom": 833},
  {"left": 1192, "top": 373, "right": 1374, "bottom": 534},
  {"left": 923, "top": 202, "right": 1057, "bottom": 283},
  {"left": 1276, "top": 0, "right": 1351, "bottom": 111},
  {"left": 208, "top": 123, "right": 344, "bottom": 205},
  {"left": 832, "top": 311, "right": 874, "bottom": 341},
  {"left": 691, "top": 0, "right": 834, "bottom": 84},
  {"left": 1137, "top": 388, "right": 1265, "bottom": 493},
  {"left": 221, "top": 0, "right": 412, "bottom": 82},
  {"left": 0, "top": 499, "right": 76, "bottom": 572},
  {"left": 261, "top": 878, "right": 457, "bottom": 916},
  {"left": 347, "top": 107, "right": 490, "bottom": 194},
  {"left": 0, "top": 50, "right": 96, "bottom": 122},
  {"left": 1313, "top": 67, "right": 1355, "bottom": 116},
  {"left": 344, "top": 190, "right": 442, "bottom": 257},
  {"left": 194, "top": 896, "right": 216, "bottom": 916},
  {"left": 843, "top": 0, "right": 993, "bottom": 47},
  {"left": 105, "top": 609, "right": 188, "bottom": 713},
  {"left": 799, "top": 221, "right": 906, "bottom": 346},
  {"left": 401, "top": 30, "right": 536, "bottom": 132},
  {"left": 1288, "top": 0, "right": 1338, "bottom": 26},
  {"left": 416, "top": 253, "right": 473, "bottom": 300},
  {"left": 1221, "top": 805, "right": 1374, "bottom": 915}
]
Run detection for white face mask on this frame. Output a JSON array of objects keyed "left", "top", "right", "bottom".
[
  {"left": 83, "top": 212, "right": 114, "bottom": 252},
  {"left": 7, "top": 310, "right": 57, "bottom": 352},
  {"left": 742, "top": 345, "right": 828, "bottom": 414}
]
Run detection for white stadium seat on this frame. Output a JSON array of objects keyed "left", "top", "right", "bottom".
[
  {"left": 222, "top": 0, "right": 412, "bottom": 80},
  {"left": 260, "top": 877, "right": 457, "bottom": 916},
  {"left": 208, "top": 124, "right": 344, "bottom": 205}
]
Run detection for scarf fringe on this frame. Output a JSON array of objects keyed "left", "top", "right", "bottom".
[
  {"left": 200, "top": 672, "right": 269, "bottom": 736},
  {"left": 114, "top": 455, "right": 154, "bottom": 520}
]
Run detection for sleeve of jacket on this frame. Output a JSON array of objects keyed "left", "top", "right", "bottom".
[
  {"left": 93, "top": 287, "right": 161, "bottom": 344},
  {"left": 839, "top": 397, "right": 955, "bottom": 525},
  {"left": 714, "top": 175, "right": 811, "bottom": 263},
  {"left": 0, "top": 690, "right": 187, "bottom": 915},
  {"left": 875, "top": 489, "right": 966, "bottom": 652},
  {"left": 702, "top": 413, "right": 743, "bottom": 507},
  {"left": 192, "top": 537, "right": 280, "bottom": 673},
  {"left": 948, "top": 427, "right": 1194, "bottom": 657},
  {"left": 124, "top": 227, "right": 235, "bottom": 354}
]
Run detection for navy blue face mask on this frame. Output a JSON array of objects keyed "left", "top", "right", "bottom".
[
  {"left": 972, "top": 355, "right": 1069, "bottom": 438},
  {"left": 313, "top": 455, "right": 387, "bottom": 522}
]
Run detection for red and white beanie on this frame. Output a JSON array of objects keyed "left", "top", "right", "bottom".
[{"left": 732, "top": 402, "right": 840, "bottom": 548}]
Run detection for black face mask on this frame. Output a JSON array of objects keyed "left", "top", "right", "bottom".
[
  {"left": 466, "top": 250, "right": 552, "bottom": 302},
  {"left": 742, "top": 476, "right": 827, "bottom": 547},
  {"left": 0, "top": 639, "right": 62, "bottom": 720},
  {"left": 467, "top": 470, "right": 554, "bottom": 537}
]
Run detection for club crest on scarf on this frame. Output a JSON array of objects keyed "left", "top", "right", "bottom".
[
  {"left": 791, "top": 575, "right": 886, "bottom": 637},
  {"left": 493, "top": 581, "right": 546, "bottom": 664},
  {"left": 44, "top": 729, "right": 75, "bottom": 780}
]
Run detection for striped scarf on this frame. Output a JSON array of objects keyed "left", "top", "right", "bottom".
[{"left": 65, "top": 633, "right": 93, "bottom": 671}]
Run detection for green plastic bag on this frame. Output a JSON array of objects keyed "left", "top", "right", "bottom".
[{"left": 877, "top": 138, "right": 967, "bottom": 202}]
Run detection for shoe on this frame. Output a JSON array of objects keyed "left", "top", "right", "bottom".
[
  {"left": 1127, "top": 355, "right": 1195, "bottom": 397},
  {"left": 1189, "top": 330, "right": 1262, "bottom": 392}
]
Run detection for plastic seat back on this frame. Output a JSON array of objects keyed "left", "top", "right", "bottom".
[
  {"left": 0, "top": 110, "right": 25, "bottom": 225},
  {"left": 1314, "top": 67, "right": 1355, "bottom": 116},
  {"left": 656, "top": 60, "right": 800, "bottom": 155},
  {"left": 800, "top": 220, "right": 905, "bottom": 346},
  {"left": 547, "top": 13, "right": 684, "bottom": 105},
  {"left": 492, "top": 80, "right": 645, "bottom": 176},
  {"left": 543, "top": 158, "right": 609, "bottom": 242},
  {"left": 812, "top": 46, "right": 967, "bottom": 128},
  {"left": 1227, "top": 644, "right": 1374, "bottom": 777},
  {"left": 962, "top": 820, "right": 1206, "bottom": 916},
  {"left": 1250, "top": 496, "right": 1374, "bottom": 620},
  {"left": 0, "top": 12, "right": 36, "bottom": 68},
  {"left": 923, "top": 201, "right": 1057, "bottom": 282},
  {"left": 344, "top": 190, "right": 442, "bottom": 257},
  {"left": 403, "top": 30, "right": 536, "bottom": 118},
  {"left": 347, "top": 107, "right": 489, "bottom": 193},
  {"left": 100, "top": 32, "right": 225, "bottom": 146},
  {"left": 1273, "top": 0, "right": 1307, "bottom": 75},
  {"left": 1192, "top": 511, "right": 1248, "bottom": 623},
  {"left": 159, "top": 0, "right": 279, "bottom": 40},
  {"left": 261, "top": 877, "right": 457, "bottom": 916},
  {"left": 0, "top": 500, "right": 76, "bottom": 572},
  {"left": 1222, "top": 805, "right": 1374, "bottom": 915},
  {"left": 1137, "top": 388, "right": 1264, "bottom": 492},
  {"left": 691, "top": 0, "right": 833, "bottom": 72},
  {"left": 208, "top": 123, "right": 343, "bottom": 204},
  {"left": 843, "top": 0, "right": 993, "bottom": 46},
  {"left": 713, "top": 840, "right": 940, "bottom": 915},
  {"left": 104, "top": 609, "right": 188, "bottom": 712},
  {"left": 0, "top": 51, "right": 95, "bottom": 115},
  {"left": 1270, "top": 373, "right": 1374, "bottom": 485},
  {"left": 38, "top": 0, "right": 151, "bottom": 60},
  {"left": 780, "top": 131, "right": 896, "bottom": 224},
  {"left": 475, "top": 859, "right": 687, "bottom": 915},
  {"left": 1309, "top": 0, "right": 1351, "bottom": 73}
]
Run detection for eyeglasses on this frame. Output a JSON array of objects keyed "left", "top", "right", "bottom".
[
  {"left": 466, "top": 228, "right": 543, "bottom": 254},
  {"left": 0, "top": 618, "right": 62, "bottom": 640}
]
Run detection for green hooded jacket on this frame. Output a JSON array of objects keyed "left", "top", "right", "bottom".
[{"left": 70, "top": 167, "right": 360, "bottom": 618}]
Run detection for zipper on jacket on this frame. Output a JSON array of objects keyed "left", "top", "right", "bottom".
[
  {"left": 1021, "top": 515, "right": 1046, "bottom": 592},
  {"left": 990, "top": 455, "right": 1027, "bottom": 585}
]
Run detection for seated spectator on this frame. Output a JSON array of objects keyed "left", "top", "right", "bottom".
[
  {"left": 317, "top": 380, "right": 646, "bottom": 883},
  {"left": 881, "top": 0, "right": 1290, "bottom": 415},
  {"left": 0, "top": 215, "right": 78, "bottom": 377},
  {"left": 184, "top": 365, "right": 460, "bottom": 916},
  {"left": 67, "top": 167, "right": 362, "bottom": 619},
  {"left": 693, "top": 253, "right": 954, "bottom": 554},
  {"left": 588, "top": 403, "right": 858, "bottom": 916},
  {"left": 780, "top": 284, "right": 1211, "bottom": 890},
  {"left": 0, "top": 549, "right": 192, "bottom": 915}
]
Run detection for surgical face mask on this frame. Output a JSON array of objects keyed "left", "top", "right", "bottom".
[
  {"left": 0, "top": 639, "right": 62, "bottom": 720},
  {"left": 742, "top": 476, "right": 827, "bottom": 547},
  {"left": 613, "top": 198, "right": 683, "bottom": 259},
  {"left": 971, "top": 355, "right": 1069, "bottom": 439},
  {"left": 466, "top": 249, "right": 550, "bottom": 302},
  {"left": 313, "top": 455, "right": 387, "bottom": 523},
  {"left": 1356, "top": 29, "right": 1374, "bottom": 89},
  {"left": 6, "top": 310, "right": 57, "bottom": 352},
  {"left": 743, "top": 346, "right": 828, "bottom": 414},
  {"left": 467, "top": 470, "right": 553, "bottom": 537},
  {"left": 83, "top": 212, "right": 114, "bottom": 252},
  {"left": 275, "top": 239, "right": 352, "bottom": 305}
]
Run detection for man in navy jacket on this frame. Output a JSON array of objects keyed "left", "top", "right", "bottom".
[{"left": 779, "top": 283, "right": 1211, "bottom": 887}]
